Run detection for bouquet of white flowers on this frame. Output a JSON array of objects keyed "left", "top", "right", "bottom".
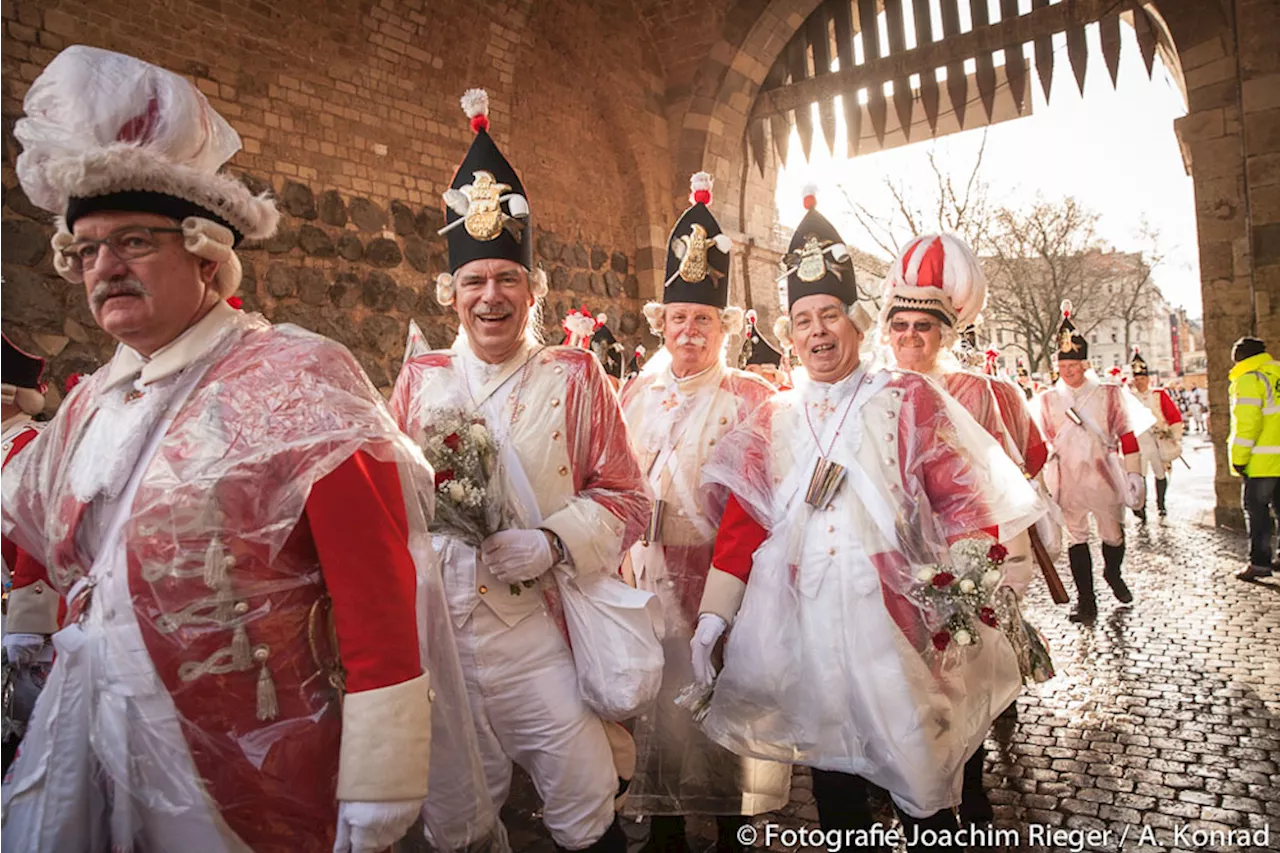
[{"left": 420, "top": 409, "right": 501, "bottom": 546}]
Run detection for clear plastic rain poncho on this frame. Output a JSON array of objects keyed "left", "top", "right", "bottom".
[
  {"left": 618, "top": 360, "right": 791, "bottom": 816},
  {"left": 1, "top": 314, "right": 495, "bottom": 852},
  {"left": 1037, "top": 372, "right": 1153, "bottom": 512},
  {"left": 697, "top": 365, "right": 1042, "bottom": 818}
]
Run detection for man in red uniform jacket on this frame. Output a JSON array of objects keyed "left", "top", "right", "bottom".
[{"left": 3, "top": 47, "right": 434, "bottom": 853}]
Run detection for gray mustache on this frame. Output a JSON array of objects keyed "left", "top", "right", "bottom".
[{"left": 90, "top": 278, "right": 149, "bottom": 311}]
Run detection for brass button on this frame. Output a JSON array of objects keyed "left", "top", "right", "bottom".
[
  {"left": 885, "top": 434, "right": 894, "bottom": 442},
  {"left": 33, "top": 583, "right": 44, "bottom": 594},
  {"left": 558, "top": 465, "right": 569, "bottom": 476},
  {"left": 552, "top": 430, "right": 561, "bottom": 440},
  {"left": 709, "top": 439, "right": 716, "bottom": 446},
  {"left": 828, "top": 547, "right": 836, "bottom": 556},
  {"left": 891, "top": 390, "right": 902, "bottom": 399},
  {"left": 479, "top": 585, "right": 488, "bottom": 594},
  {"left": 719, "top": 416, "right": 728, "bottom": 425},
  {"left": 554, "top": 366, "right": 564, "bottom": 375},
  {"left": 551, "top": 398, "right": 561, "bottom": 408},
  {"left": 428, "top": 688, "right": 437, "bottom": 702},
  {"left": 234, "top": 601, "right": 250, "bottom": 615},
  {"left": 827, "top": 525, "right": 835, "bottom": 533}
]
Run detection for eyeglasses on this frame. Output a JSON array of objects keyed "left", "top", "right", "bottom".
[
  {"left": 60, "top": 226, "right": 184, "bottom": 274},
  {"left": 889, "top": 319, "right": 940, "bottom": 334}
]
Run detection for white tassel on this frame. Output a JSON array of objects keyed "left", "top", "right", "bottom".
[
  {"left": 1060, "top": 299, "right": 1073, "bottom": 317},
  {"left": 829, "top": 242, "right": 849, "bottom": 262},
  {"left": 215, "top": 585, "right": 234, "bottom": 621},
  {"left": 690, "top": 171, "right": 713, "bottom": 192},
  {"left": 256, "top": 663, "right": 279, "bottom": 721},
  {"left": 801, "top": 182, "right": 819, "bottom": 199},
  {"left": 203, "top": 539, "right": 227, "bottom": 589},
  {"left": 712, "top": 233, "right": 733, "bottom": 254},
  {"left": 460, "top": 88, "right": 489, "bottom": 118},
  {"left": 232, "top": 624, "right": 252, "bottom": 670}
]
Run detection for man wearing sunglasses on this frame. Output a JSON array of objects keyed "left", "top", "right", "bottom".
[
  {"left": 2, "top": 47, "right": 447, "bottom": 853},
  {"left": 878, "top": 234, "right": 1057, "bottom": 826}
]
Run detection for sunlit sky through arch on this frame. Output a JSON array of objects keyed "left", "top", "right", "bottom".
[{"left": 775, "top": 7, "right": 1201, "bottom": 318}]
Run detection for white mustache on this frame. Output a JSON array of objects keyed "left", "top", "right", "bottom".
[
  {"left": 474, "top": 301, "right": 512, "bottom": 319},
  {"left": 675, "top": 333, "right": 707, "bottom": 347},
  {"left": 90, "top": 277, "right": 149, "bottom": 310}
]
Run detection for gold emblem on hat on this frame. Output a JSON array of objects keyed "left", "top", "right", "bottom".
[
  {"left": 1060, "top": 329, "right": 1078, "bottom": 353},
  {"left": 463, "top": 170, "right": 510, "bottom": 241},
  {"left": 675, "top": 223, "right": 710, "bottom": 284},
  {"left": 797, "top": 235, "right": 827, "bottom": 283}
]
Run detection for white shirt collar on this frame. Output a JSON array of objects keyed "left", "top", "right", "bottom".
[
  {"left": 103, "top": 300, "right": 239, "bottom": 392},
  {"left": 801, "top": 362, "right": 867, "bottom": 405}
]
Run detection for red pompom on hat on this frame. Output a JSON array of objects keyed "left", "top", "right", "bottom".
[
  {"left": 690, "top": 171, "right": 713, "bottom": 205},
  {"left": 802, "top": 183, "right": 818, "bottom": 210},
  {"left": 461, "top": 88, "right": 490, "bottom": 134}
]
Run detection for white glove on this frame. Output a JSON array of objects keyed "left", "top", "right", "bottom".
[
  {"left": 2, "top": 633, "right": 46, "bottom": 665},
  {"left": 1124, "top": 473, "right": 1147, "bottom": 510},
  {"left": 690, "top": 614, "right": 727, "bottom": 686},
  {"left": 333, "top": 799, "right": 422, "bottom": 853},
  {"left": 480, "top": 529, "right": 555, "bottom": 583}
]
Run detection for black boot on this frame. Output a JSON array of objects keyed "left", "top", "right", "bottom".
[
  {"left": 640, "top": 816, "right": 690, "bottom": 853},
  {"left": 716, "top": 815, "right": 749, "bottom": 853},
  {"left": 1102, "top": 542, "right": 1133, "bottom": 603},
  {"left": 1155, "top": 478, "right": 1168, "bottom": 516},
  {"left": 958, "top": 744, "right": 993, "bottom": 825},
  {"left": 1067, "top": 544, "right": 1096, "bottom": 623},
  {"left": 570, "top": 816, "right": 630, "bottom": 853}
]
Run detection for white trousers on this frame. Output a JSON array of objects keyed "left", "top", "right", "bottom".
[
  {"left": 1136, "top": 432, "right": 1167, "bottom": 480},
  {"left": 1062, "top": 501, "right": 1124, "bottom": 547},
  {"left": 447, "top": 604, "right": 616, "bottom": 850}
]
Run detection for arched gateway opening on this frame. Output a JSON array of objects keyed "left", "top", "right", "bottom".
[{"left": 673, "top": 0, "right": 1277, "bottom": 527}]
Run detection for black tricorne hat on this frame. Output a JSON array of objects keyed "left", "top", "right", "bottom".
[
  {"left": 781, "top": 187, "right": 858, "bottom": 309},
  {"left": 739, "top": 309, "right": 783, "bottom": 368},
  {"left": 662, "top": 172, "right": 731, "bottom": 308},
  {"left": 1056, "top": 300, "right": 1088, "bottom": 361},
  {"left": 441, "top": 89, "right": 532, "bottom": 273},
  {"left": 2, "top": 334, "right": 45, "bottom": 390}
]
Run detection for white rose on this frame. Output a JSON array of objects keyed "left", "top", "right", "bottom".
[
  {"left": 916, "top": 567, "right": 935, "bottom": 583},
  {"left": 954, "top": 630, "right": 973, "bottom": 646},
  {"left": 447, "top": 482, "right": 466, "bottom": 502},
  {"left": 959, "top": 579, "right": 976, "bottom": 594},
  {"left": 470, "top": 423, "right": 490, "bottom": 444},
  {"left": 982, "top": 569, "right": 1002, "bottom": 588}
]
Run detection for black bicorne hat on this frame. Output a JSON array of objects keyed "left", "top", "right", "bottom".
[
  {"left": 662, "top": 172, "right": 731, "bottom": 308},
  {"left": 1129, "top": 346, "right": 1149, "bottom": 377},
  {"left": 781, "top": 187, "right": 858, "bottom": 309},
  {"left": 1056, "top": 300, "right": 1088, "bottom": 361},
  {"left": 590, "top": 322, "right": 626, "bottom": 379},
  {"left": 441, "top": 89, "right": 532, "bottom": 273},
  {"left": 739, "top": 309, "right": 783, "bottom": 368}
]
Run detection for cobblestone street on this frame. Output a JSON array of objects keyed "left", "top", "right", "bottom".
[{"left": 496, "top": 433, "right": 1280, "bottom": 853}]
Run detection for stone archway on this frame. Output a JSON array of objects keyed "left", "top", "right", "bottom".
[{"left": 670, "top": 0, "right": 1278, "bottom": 527}]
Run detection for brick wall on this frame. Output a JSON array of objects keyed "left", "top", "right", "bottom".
[{"left": 1, "top": 0, "right": 672, "bottom": 400}]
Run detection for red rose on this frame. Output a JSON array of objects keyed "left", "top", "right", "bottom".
[
  {"left": 979, "top": 607, "right": 998, "bottom": 627},
  {"left": 64, "top": 372, "right": 85, "bottom": 393},
  {"left": 987, "top": 543, "right": 1009, "bottom": 563},
  {"left": 434, "top": 469, "right": 455, "bottom": 487},
  {"left": 443, "top": 432, "right": 462, "bottom": 452},
  {"left": 931, "top": 571, "right": 955, "bottom": 588},
  {"left": 226, "top": 296, "right": 244, "bottom": 310},
  {"left": 932, "top": 630, "right": 951, "bottom": 651}
]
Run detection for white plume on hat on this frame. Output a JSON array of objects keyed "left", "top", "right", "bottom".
[
  {"left": 878, "top": 233, "right": 987, "bottom": 329},
  {"left": 15, "top": 46, "right": 278, "bottom": 243}
]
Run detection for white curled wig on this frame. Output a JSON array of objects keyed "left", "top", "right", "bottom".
[
  {"left": 439, "top": 265, "right": 550, "bottom": 347},
  {"left": 51, "top": 214, "right": 245, "bottom": 297},
  {"left": 642, "top": 302, "right": 745, "bottom": 337},
  {"left": 1, "top": 383, "right": 45, "bottom": 416}
]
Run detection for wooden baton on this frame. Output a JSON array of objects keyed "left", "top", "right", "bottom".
[{"left": 1027, "top": 525, "right": 1070, "bottom": 604}]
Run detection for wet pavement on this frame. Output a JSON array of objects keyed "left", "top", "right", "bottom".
[{"left": 492, "top": 434, "right": 1280, "bottom": 852}]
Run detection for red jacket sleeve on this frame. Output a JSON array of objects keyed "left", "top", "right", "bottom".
[
  {"left": 306, "top": 451, "right": 422, "bottom": 694},
  {"left": 1159, "top": 389, "right": 1183, "bottom": 425},
  {"left": 711, "top": 494, "right": 768, "bottom": 584}
]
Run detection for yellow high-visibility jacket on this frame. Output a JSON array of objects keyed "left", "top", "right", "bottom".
[{"left": 1228, "top": 352, "right": 1280, "bottom": 476}]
